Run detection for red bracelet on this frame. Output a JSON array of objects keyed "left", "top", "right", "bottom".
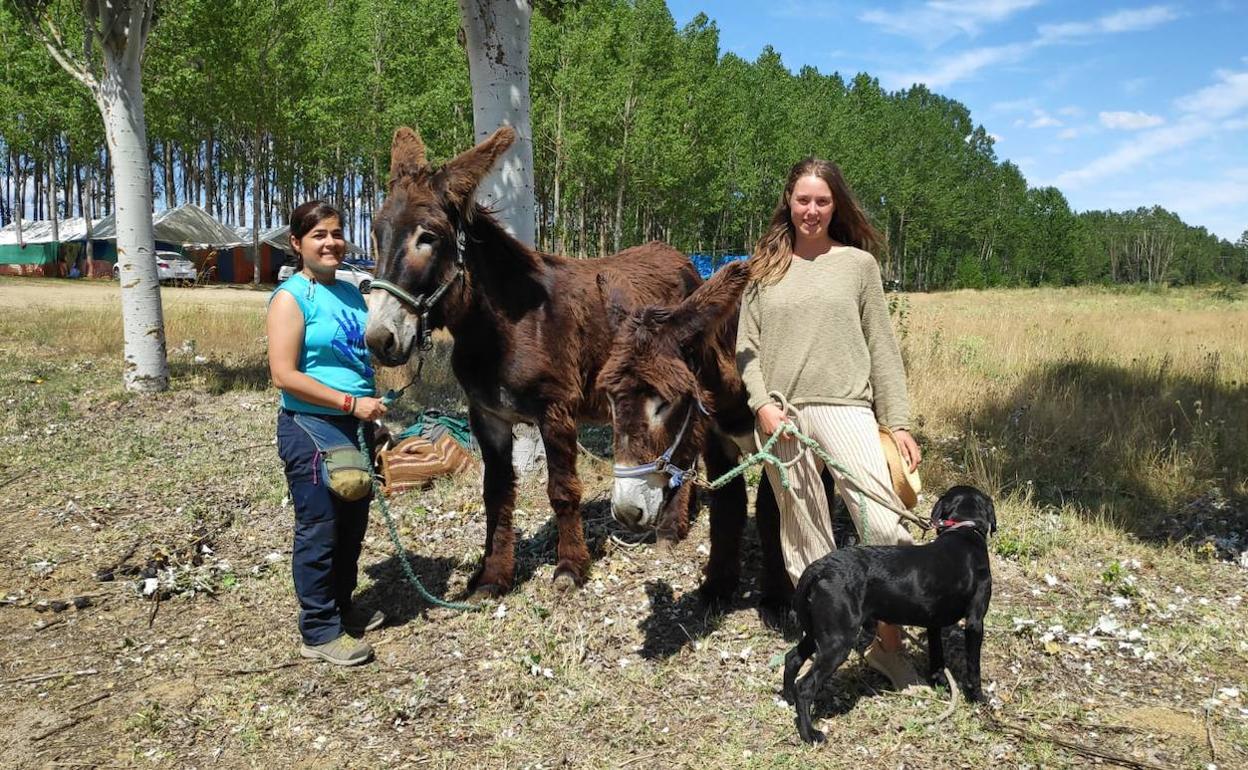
[{"left": 342, "top": 393, "right": 355, "bottom": 414}]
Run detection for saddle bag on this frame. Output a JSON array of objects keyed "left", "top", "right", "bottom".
[{"left": 292, "top": 412, "right": 374, "bottom": 502}]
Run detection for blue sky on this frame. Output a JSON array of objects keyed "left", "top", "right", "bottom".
[{"left": 666, "top": 1, "right": 1248, "bottom": 241}]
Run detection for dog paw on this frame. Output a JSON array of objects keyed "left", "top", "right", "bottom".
[{"left": 800, "top": 728, "right": 826, "bottom": 745}]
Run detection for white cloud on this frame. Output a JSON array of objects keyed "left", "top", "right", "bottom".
[
  {"left": 1175, "top": 69, "right": 1248, "bottom": 119},
  {"left": 1099, "top": 110, "right": 1165, "bottom": 130},
  {"left": 883, "top": 6, "right": 1180, "bottom": 90},
  {"left": 1053, "top": 69, "right": 1248, "bottom": 191},
  {"left": 883, "top": 43, "right": 1030, "bottom": 89},
  {"left": 1054, "top": 119, "right": 1212, "bottom": 188},
  {"left": 1058, "top": 127, "right": 1080, "bottom": 140},
  {"left": 861, "top": 0, "right": 1042, "bottom": 43},
  {"left": 1039, "top": 5, "right": 1179, "bottom": 42},
  {"left": 1028, "top": 109, "right": 1063, "bottom": 128},
  {"left": 1057, "top": 105, "right": 1083, "bottom": 117},
  {"left": 1098, "top": 168, "right": 1248, "bottom": 239}
]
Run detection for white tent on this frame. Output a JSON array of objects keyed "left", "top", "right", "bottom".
[
  {"left": 92, "top": 203, "right": 246, "bottom": 249},
  {"left": 0, "top": 217, "right": 104, "bottom": 246}
]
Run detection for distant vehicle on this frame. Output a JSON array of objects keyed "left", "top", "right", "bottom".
[
  {"left": 277, "top": 256, "right": 374, "bottom": 292},
  {"left": 112, "top": 251, "right": 197, "bottom": 285}
]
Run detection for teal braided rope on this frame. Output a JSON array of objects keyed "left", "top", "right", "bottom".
[
  {"left": 355, "top": 389, "right": 482, "bottom": 613},
  {"left": 701, "top": 421, "right": 916, "bottom": 546}
]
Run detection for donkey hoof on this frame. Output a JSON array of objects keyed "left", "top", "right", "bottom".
[
  {"left": 552, "top": 567, "right": 582, "bottom": 592},
  {"left": 471, "top": 583, "right": 505, "bottom": 601}
]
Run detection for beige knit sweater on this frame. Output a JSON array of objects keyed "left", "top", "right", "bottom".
[{"left": 736, "top": 246, "right": 911, "bottom": 429}]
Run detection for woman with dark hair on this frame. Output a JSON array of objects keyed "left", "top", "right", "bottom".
[
  {"left": 737, "top": 158, "right": 925, "bottom": 689},
  {"left": 267, "top": 200, "right": 387, "bottom": 666}
]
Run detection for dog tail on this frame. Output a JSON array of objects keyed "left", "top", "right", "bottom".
[{"left": 792, "top": 569, "right": 818, "bottom": 633}]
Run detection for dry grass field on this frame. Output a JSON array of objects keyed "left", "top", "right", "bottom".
[{"left": 0, "top": 276, "right": 1245, "bottom": 769}]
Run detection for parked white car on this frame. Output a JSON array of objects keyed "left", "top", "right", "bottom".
[
  {"left": 112, "top": 251, "right": 198, "bottom": 284},
  {"left": 277, "top": 257, "right": 374, "bottom": 292}
]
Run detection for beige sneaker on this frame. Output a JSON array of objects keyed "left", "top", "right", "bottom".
[
  {"left": 300, "top": 633, "right": 373, "bottom": 666},
  {"left": 864, "top": 642, "right": 926, "bottom": 691},
  {"left": 342, "top": 606, "right": 386, "bottom": 635}
]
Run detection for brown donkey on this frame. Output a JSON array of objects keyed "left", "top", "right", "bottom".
[
  {"left": 597, "top": 262, "right": 839, "bottom": 610},
  {"left": 365, "top": 126, "right": 700, "bottom": 595}
]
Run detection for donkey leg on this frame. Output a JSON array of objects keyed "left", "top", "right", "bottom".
[
  {"left": 699, "top": 439, "right": 746, "bottom": 607},
  {"left": 540, "top": 405, "right": 589, "bottom": 590},
  {"left": 468, "top": 405, "right": 517, "bottom": 596},
  {"left": 754, "top": 471, "right": 792, "bottom": 613}
]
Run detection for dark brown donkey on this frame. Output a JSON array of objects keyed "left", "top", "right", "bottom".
[
  {"left": 365, "top": 126, "right": 700, "bottom": 595},
  {"left": 597, "top": 262, "right": 841, "bottom": 610}
]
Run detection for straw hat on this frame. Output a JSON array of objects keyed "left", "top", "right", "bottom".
[{"left": 878, "top": 425, "right": 921, "bottom": 510}]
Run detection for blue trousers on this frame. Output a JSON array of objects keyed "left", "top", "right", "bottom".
[{"left": 277, "top": 410, "right": 375, "bottom": 645}]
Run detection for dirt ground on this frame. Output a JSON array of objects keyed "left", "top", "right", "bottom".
[{"left": 1, "top": 278, "right": 1245, "bottom": 769}]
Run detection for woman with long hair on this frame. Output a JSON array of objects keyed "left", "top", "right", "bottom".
[
  {"left": 267, "top": 201, "right": 387, "bottom": 665},
  {"left": 737, "top": 158, "right": 925, "bottom": 688}
]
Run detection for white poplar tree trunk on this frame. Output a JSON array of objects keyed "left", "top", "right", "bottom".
[
  {"left": 458, "top": 0, "right": 543, "bottom": 474},
  {"left": 100, "top": 54, "right": 168, "bottom": 390},
  {"left": 458, "top": 0, "right": 536, "bottom": 247},
  {"left": 15, "top": 0, "right": 168, "bottom": 391}
]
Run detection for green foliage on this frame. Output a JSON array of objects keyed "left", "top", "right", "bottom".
[{"left": 1, "top": 0, "right": 1243, "bottom": 286}]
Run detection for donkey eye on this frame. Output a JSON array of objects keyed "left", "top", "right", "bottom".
[
  {"left": 416, "top": 231, "right": 438, "bottom": 247},
  {"left": 654, "top": 399, "right": 670, "bottom": 416}
]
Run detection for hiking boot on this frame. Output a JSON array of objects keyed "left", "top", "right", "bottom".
[
  {"left": 864, "top": 641, "right": 926, "bottom": 691},
  {"left": 342, "top": 606, "right": 386, "bottom": 635},
  {"left": 300, "top": 633, "right": 373, "bottom": 666}
]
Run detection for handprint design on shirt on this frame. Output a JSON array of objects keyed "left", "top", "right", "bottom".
[{"left": 333, "top": 309, "right": 374, "bottom": 379}]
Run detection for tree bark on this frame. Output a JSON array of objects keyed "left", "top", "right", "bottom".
[{"left": 458, "top": 0, "right": 536, "bottom": 248}]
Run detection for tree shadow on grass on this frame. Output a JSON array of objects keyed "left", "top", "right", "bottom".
[
  {"left": 171, "top": 357, "right": 270, "bottom": 394},
  {"left": 963, "top": 357, "right": 1248, "bottom": 544}
]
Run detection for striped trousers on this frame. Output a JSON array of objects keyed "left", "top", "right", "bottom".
[{"left": 760, "top": 403, "right": 913, "bottom": 587}]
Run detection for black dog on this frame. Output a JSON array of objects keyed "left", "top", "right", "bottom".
[{"left": 782, "top": 485, "right": 996, "bottom": 744}]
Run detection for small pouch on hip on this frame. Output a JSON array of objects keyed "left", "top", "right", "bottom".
[{"left": 292, "top": 413, "right": 374, "bottom": 502}]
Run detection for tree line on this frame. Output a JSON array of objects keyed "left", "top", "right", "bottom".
[{"left": 2, "top": 0, "right": 1245, "bottom": 288}]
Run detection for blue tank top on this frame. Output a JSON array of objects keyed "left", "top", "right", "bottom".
[{"left": 271, "top": 273, "right": 375, "bottom": 415}]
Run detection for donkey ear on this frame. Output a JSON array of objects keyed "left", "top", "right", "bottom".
[
  {"left": 390, "top": 126, "right": 428, "bottom": 179},
  {"left": 441, "top": 125, "right": 516, "bottom": 216},
  {"left": 597, "top": 272, "right": 637, "bottom": 333},
  {"left": 669, "top": 260, "right": 750, "bottom": 347}
]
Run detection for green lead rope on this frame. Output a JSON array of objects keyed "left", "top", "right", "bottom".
[
  {"left": 700, "top": 421, "right": 873, "bottom": 544},
  {"left": 356, "top": 387, "right": 483, "bottom": 613}
]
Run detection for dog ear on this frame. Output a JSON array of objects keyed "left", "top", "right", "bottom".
[
  {"left": 987, "top": 496, "right": 997, "bottom": 534},
  {"left": 930, "top": 492, "right": 947, "bottom": 525}
]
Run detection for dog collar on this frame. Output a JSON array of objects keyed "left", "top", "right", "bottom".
[{"left": 936, "top": 519, "right": 981, "bottom": 535}]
